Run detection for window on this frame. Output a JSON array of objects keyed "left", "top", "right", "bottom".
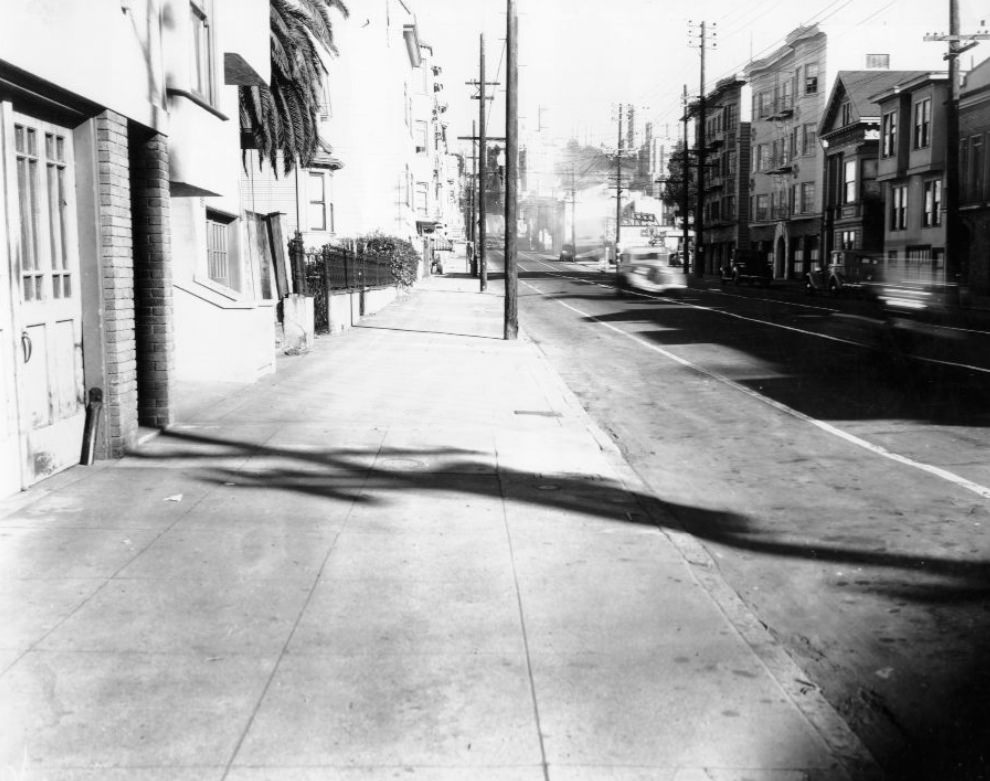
[
  {"left": 206, "top": 211, "right": 234, "bottom": 288},
  {"left": 755, "top": 194, "right": 769, "bottom": 221},
  {"left": 308, "top": 172, "right": 330, "bottom": 231},
  {"left": 843, "top": 159, "right": 857, "bottom": 203},
  {"left": 758, "top": 144, "right": 770, "bottom": 171},
  {"left": 973, "top": 136, "right": 984, "bottom": 200},
  {"left": 800, "top": 182, "right": 816, "bottom": 213},
  {"left": 779, "top": 78, "right": 793, "bottom": 112},
  {"left": 804, "top": 63, "right": 819, "bottom": 94},
  {"left": 841, "top": 230, "right": 856, "bottom": 250},
  {"left": 913, "top": 98, "right": 931, "bottom": 149},
  {"left": 801, "top": 124, "right": 817, "bottom": 156},
  {"left": 190, "top": 0, "right": 214, "bottom": 103},
  {"left": 840, "top": 101, "right": 852, "bottom": 127},
  {"left": 890, "top": 184, "right": 907, "bottom": 230},
  {"left": 866, "top": 53, "right": 890, "bottom": 69},
  {"left": 414, "top": 120, "right": 428, "bottom": 154},
  {"left": 415, "top": 182, "right": 428, "bottom": 216},
  {"left": 881, "top": 110, "right": 897, "bottom": 157},
  {"left": 923, "top": 179, "right": 942, "bottom": 227},
  {"left": 15, "top": 122, "right": 75, "bottom": 302},
  {"left": 757, "top": 91, "right": 771, "bottom": 118}
]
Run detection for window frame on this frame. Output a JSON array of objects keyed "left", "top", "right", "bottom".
[
  {"left": 205, "top": 208, "right": 237, "bottom": 290},
  {"left": 923, "top": 178, "right": 942, "bottom": 227},
  {"left": 881, "top": 110, "right": 897, "bottom": 158},
  {"left": 890, "top": 184, "right": 908, "bottom": 230},
  {"left": 190, "top": 0, "right": 215, "bottom": 105},
  {"left": 913, "top": 98, "right": 931, "bottom": 149},
  {"left": 843, "top": 159, "right": 857, "bottom": 204}
]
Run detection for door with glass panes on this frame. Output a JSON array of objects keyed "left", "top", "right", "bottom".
[{"left": 0, "top": 104, "right": 85, "bottom": 493}]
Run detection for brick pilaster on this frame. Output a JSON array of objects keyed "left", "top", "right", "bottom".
[
  {"left": 95, "top": 110, "right": 138, "bottom": 457},
  {"left": 130, "top": 130, "right": 175, "bottom": 429}
]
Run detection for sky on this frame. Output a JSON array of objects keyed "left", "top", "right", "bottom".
[{"left": 407, "top": 0, "right": 988, "bottom": 154}]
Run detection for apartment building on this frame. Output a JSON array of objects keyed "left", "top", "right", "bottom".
[
  {"left": 960, "top": 56, "right": 990, "bottom": 294},
  {"left": 745, "top": 22, "right": 945, "bottom": 280},
  {"left": 326, "top": 5, "right": 456, "bottom": 257},
  {"left": 0, "top": 0, "right": 268, "bottom": 496},
  {"left": 699, "top": 76, "right": 752, "bottom": 275},
  {"left": 819, "top": 70, "right": 928, "bottom": 263},
  {"left": 872, "top": 73, "right": 950, "bottom": 282}
]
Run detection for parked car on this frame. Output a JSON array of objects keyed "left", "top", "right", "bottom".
[
  {"left": 805, "top": 251, "right": 883, "bottom": 298},
  {"left": 720, "top": 248, "right": 773, "bottom": 287},
  {"left": 616, "top": 246, "right": 688, "bottom": 296},
  {"left": 559, "top": 243, "right": 576, "bottom": 262}
]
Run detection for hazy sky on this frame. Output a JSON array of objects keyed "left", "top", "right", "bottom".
[{"left": 408, "top": 0, "right": 987, "bottom": 152}]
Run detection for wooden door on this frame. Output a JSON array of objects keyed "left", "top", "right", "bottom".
[{"left": 0, "top": 103, "right": 85, "bottom": 491}]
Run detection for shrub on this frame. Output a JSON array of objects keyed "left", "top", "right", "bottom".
[{"left": 358, "top": 233, "right": 421, "bottom": 287}]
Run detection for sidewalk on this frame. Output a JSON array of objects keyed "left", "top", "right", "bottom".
[{"left": 0, "top": 273, "right": 876, "bottom": 780}]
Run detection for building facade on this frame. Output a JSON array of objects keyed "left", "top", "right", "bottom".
[
  {"left": 819, "top": 70, "right": 928, "bottom": 263},
  {"left": 0, "top": 0, "right": 269, "bottom": 497},
  {"left": 700, "top": 76, "right": 752, "bottom": 275},
  {"left": 960, "top": 56, "right": 990, "bottom": 295},
  {"left": 744, "top": 22, "right": 945, "bottom": 280},
  {"left": 873, "top": 73, "right": 949, "bottom": 283}
]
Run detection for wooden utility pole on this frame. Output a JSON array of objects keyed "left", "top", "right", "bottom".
[
  {"left": 570, "top": 165, "right": 577, "bottom": 251},
  {"left": 681, "top": 85, "right": 691, "bottom": 265},
  {"left": 479, "top": 34, "right": 488, "bottom": 291},
  {"left": 615, "top": 103, "right": 623, "bottom": 261},
  {"left": 504, "top": 0, "right": 519, "bottom": 339},
  {"left": 470, "top": 120, "right": 478, "bottom": 275},
  {"left": 925, "top": 3, "right": 990, "bottom": 285},
  {"left": 694, "top": 21, "right": 708, "bottom": 277}
]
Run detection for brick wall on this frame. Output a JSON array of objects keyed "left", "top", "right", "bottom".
[
  {"left": 95, "top": 111, "right": 138, "bottom": 457},
  {"left": 129, "top": 130, "right": 175, "bottom": 429}
]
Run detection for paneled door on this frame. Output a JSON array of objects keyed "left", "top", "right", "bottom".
[{"left": 0, "top": 103, "right": 85, "bottom": 492}]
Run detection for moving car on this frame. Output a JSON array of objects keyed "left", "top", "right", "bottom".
[
  {"left": 805, "top": 251, "right": 883, "bottom": 298},
  {"left": 559, "top": 243, "right": 576, "bottom": 262},
  {"left": 616, "top": 246, "right": 688, "bottom": 296}
]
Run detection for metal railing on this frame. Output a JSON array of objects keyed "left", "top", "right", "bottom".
[{"left": 302, "top": 244, "right": 399, "bottom": 333}]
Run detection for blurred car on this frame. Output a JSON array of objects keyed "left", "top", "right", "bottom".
[
  {"left": 616, "top": 246, "right": 688, "bottom": 296},
  {"left": 559, "top": 243, "right": 576, "bottom": 262},
  {"left": 805, "top": 251, "right": 883, "bottom": 298}
]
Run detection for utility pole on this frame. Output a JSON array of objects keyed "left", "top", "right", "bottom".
[
  {"left": 479, "top": 34, "right": 488, "bottom": 292},
  {"left": 504, "top": 0, "right": 519, "bottom": 339},
  {"left": 925, "top": 5, "right": 990, "bottom": 286},
  {"left": 681, "top": 85, "right": 691, "bottom": 266},
  {"left": 690, "top": 20, "right": 715, "bottom": 277},
  {"left": 570, "top": 164, "right": 577, "bottom": 251},
  {"left": 615, "top": 103, "right": 623, "bottom": 261},
  {"left": 470, "top": 120, "right": 478, "bottom": 275}
]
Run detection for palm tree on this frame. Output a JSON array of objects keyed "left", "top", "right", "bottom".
[{"left": 240, "top": 0, "right": 348, "bottom": 177}]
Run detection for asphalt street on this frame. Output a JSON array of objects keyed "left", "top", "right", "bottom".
[{"left": 494, "top": 248, "right": 990, "bottom": 780}]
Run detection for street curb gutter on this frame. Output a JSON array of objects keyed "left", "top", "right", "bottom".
[{"left": 517, "top": 325, "right": 882, "bottom": 781}]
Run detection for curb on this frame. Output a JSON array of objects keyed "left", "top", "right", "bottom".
[{"left": 516, "top": 322, "right": 881, "bottom": 781}]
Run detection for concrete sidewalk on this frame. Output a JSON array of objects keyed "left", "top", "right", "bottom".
[{"left": 0, "top": 273, "right": 876, "bottom": 780}]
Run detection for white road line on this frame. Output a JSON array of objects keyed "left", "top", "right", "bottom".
[
  {"left": 521, "top": 256, "right": 990, "bottom": 375},
  {"left": 522, "top": 277, "right": 990, "bottom": 501}
]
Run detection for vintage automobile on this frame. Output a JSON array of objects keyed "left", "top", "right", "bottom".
[
  {"left": 616, "top": 246, "right": 688, "bottom": 296},
  {"left": 720, "top": 248, "right": 773, "bottom": 287},
  {"left": 559, "top": 243, "right": 576, "bottom": 262},
  {"left": 805, "top": 251, "right": 884, "bottom": 298}
]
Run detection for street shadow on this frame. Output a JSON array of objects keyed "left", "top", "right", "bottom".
[
  {"left": 117, "top": 426, "right": 990, "bottom": 779},
  {"left": 564, "top": 297, "right": 990, "bottom": 427}
]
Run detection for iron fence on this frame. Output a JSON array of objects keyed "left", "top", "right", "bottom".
[{"left": 303, "top": 245, "right": 398, "bottom": 333}]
